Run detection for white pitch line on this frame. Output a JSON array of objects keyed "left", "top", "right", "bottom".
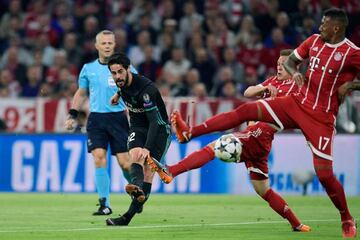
[{"left": 0, "top": 218, "right": 340, "bottom": 233}]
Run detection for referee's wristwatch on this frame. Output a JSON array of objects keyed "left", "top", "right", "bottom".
[{"left": 68, "top": 108, "right": 79, "bottom": 119}]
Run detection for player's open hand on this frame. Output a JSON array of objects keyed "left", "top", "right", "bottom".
[
  {"left": 293, "top": 72, "right": 305, "bottom": 88},
  {"left": 110, "top": 93, "right": 120, "bottom": 105},
  {"left": 65, "top": 118, "right": 75, "bottom": 130}
]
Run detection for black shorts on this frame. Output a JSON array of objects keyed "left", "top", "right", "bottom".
[
  {"left": 127, "top": 125, "right": 171, "bottom": 163},
  {"left": 86, "top": 111, "right": 129, "bottom": 155}
]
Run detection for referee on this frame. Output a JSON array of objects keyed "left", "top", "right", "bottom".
[{"left": 65, "top": 30, "right": 137, "bottom": 215}]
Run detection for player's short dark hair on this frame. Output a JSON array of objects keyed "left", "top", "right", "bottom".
[
  {"left": 324, "top": 7, "right": 348, "bottom": 27},
  {"left": 280, "top": 49, "right": 293, "bottom": 56},
  {"left": 108, "top": 53, "right": 130, "bottom": 70}
]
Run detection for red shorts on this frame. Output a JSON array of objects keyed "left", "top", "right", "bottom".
[
  {"left": 258, "top": 95, "right": 336, "bottom": 160},
  {"left": 233, "top": 122, "right": 277, "bottom": 178}
]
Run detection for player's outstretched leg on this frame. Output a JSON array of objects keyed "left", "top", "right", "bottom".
[
  {"left": 313, "top": 156, "right": 356, "bottom": 238},
  {"left": 93, "top": 197, "right": 112, "bottom": 215},
  {"left": 171, "top": 102, "right": 262, "bottom": 142},
  {"left": 146, "top": 156, "right": 173, "bottom": 183},
  {"left": 170, "top": 111, "right": 191, "bottom": 143}
]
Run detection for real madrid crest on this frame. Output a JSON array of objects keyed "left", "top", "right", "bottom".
[
  {"left": 334, "top": 52, "right": 343, "bottom": 61},
  {"left": 143, "top": 93, "right": 150, "bottom": 103}
]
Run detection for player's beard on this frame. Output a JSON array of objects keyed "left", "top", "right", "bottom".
[{"left": 115, "top": 72, "right": 129, "bottom": 88}]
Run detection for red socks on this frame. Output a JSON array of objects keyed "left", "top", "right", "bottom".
[
  {"left": 168, "top": 146, "right": 215, "bottom": 177},
  {"left": 314, "top": 156, "right": 352, "bottom": 222},
  {"left": 191, "top": 102, "right": 261, "bottom": 138},
  {"left": 262, "top": 189, "right": 301, "bottom": 228}
]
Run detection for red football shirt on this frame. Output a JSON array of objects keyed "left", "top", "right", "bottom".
[
  {"left": 260, "top": 76, "right": 298, "bottom": 98},
  {"left": 294, "top": 34, "right": 360, "bottom": 113}
]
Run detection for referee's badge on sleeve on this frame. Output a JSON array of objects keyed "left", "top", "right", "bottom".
[{"left": 108, "top": 76, "right": 116, "bottom": 86}]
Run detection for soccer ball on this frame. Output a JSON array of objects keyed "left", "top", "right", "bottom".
[{"left": 214, "top": 134, "right": 242, "bottom": 163}]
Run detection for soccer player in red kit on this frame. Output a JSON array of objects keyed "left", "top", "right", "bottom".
[
  {"left": 148, "top": 50, "right": 310, "bottom": 232},
  {"left": 171, "top": 8, "right": 359, "bottom": 238}
]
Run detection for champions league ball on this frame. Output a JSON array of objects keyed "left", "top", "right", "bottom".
[{"left": 214, "top": 134, "right": 242, "bottom": 163}]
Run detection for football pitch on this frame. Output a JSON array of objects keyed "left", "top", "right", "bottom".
[{"left": 0, "top": 193, "right": 358, "bottom": 240}]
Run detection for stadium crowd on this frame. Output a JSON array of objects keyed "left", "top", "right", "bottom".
[{"left": 0, "top": 0, "right": 359, "bottom": 131}]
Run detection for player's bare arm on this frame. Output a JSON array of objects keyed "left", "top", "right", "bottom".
[
  {"left": 283, "top": 53, "right": 304, "bottom": 87},
  {"left": 244, "top": 85, "right": 277, "bottom": 98}
]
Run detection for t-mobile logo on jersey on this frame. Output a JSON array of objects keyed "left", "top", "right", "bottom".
[{"left": 309, "top": 56, "right": 320, "bottom": 72}]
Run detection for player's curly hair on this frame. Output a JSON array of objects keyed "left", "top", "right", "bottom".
[{"left": 108, "top": 52, "right": 130, "bottom": 70}]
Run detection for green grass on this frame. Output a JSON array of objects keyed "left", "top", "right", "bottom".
[{"left": 0, "top": 193, "right": 358, "bottom": 240}]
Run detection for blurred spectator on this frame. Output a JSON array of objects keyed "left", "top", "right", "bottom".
[
  {"left": 50, "top": 1, "right": 73, "bottom": 41},
  {"left": 113, "top": 28, "right": 130, "bottom": 54},
  {"left": 213, "top": 16, "right": 236, "bottom": 48},
  {"left": 79, "top": 15, "right": 99, "bottom": 49},
  {"left": 211, "top": 66, "right": 236, "bottom": 97},
  {"left": 62, "top": 32, "right": 82, "bottom": 68},
  {"left": 0, "top": 0, "right": 25, "bottom": 41},
  {"left": 0, "top": 86, "right": 10, "bottom": 98},
  {"left": 107, "top": 12, "right": 132, "bottom": 36},
  {"left": 236, "top": 15, "right": 257, "bottom": 47},
  {"left": 221, "top": 80, "right": 239, "bottom": 99},
  {"left": 0, "top": 14, "right": 25, "bottom": 50},
  {"left": 205, "top": 33, "right": 222, "bottom": 63},
  {"left": 128, "top": 30, "right": 160, "bottom": 67},
  {"left": 158, "top": 18, "right": 184, "bottom": 49},
  {"left": 158, "top": 0, "right": 177, "bottom": 22},
  {"left": 0, "top": 69, "right": 21, "bottom": 98},
  {"left": 133, "top": 13, "right": 158, "bottom": 45},
  {"left": 191, "top": 82, "right": 208, "bottom": 99},
  {"left": 163, "top": 47, "right": 190, "bottom": 81},
  {"left": 263, "top": 27, "right": 292, "bottom": 75},
  {"left": 138, "top": 45, "right": 161, "bottom": 82},
  {"left": 275, "top": 11, "right": 296, "bottom": 46},
  {"left": 27, "top": 13, "right": 60, "bottom": 48},
  {"left": 191, "top": 47, "right": 217, "bottom": 91},
  {"left": 172, "top": 68, "right": 201, "bottom": 96},
  {"left": 221, "top": 0, "right": 245, "bottom": 31},
  {"left": 0, "top": 35, "right": 33, "bottom": 68},
  {"left": 33, "top": 32, "right": 57, "bottom": 67},
  {"left": 222, "top": 47, "right": 245, "bottom": 85},
  {"left": 0, "top": 46, "right": 27, "bottom": 86},
  {"left": 38, "top": 82, "right": 54, "bottom": 98},
  {"left": 127, "top": 1, "right": 161, "bottom": 32},
  {"left": 23, "top": 0, "right": 48, "bottom": 46},
  {"left": 45, "top": 50, "right": 77, "bottom": 88},
  {"left": 21, "top": 65, "right": 42, "bottom": 97},
  {"left": 290, "top": 0, "right": 313, "bottom": 28},
  {"left": 179, "top": 1, "right": 203, "bottom": 40},
  {"left": 252, "top": 0, "right": 278, "bottom": 40},
  {"left": 295, "top": 15, "right": 317, "bottom": 44},
  {"left": 186, "top": 32, "right": 204, "bottom": 63},
  {"left": 32, "top": 50, "right": 47, "bottom": 82},
  {"left": 159, "top": 32, "right": 175, "bottom": 64}
]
